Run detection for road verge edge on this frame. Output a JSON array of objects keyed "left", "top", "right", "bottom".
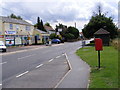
[{"left": 54, "top": 53, "right": 72, "bottom": 88}]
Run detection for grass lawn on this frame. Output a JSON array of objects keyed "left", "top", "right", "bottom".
[{"left": 76, "top": 46, "right": 118, "bottom": 88}]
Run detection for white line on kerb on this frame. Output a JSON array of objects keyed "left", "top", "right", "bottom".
[
  {"left": 16, "top": 71, "right": 29, "bottom": 78},
  {"left": 0, "top": 62, "right": 7, "bottom": 65},
  {"left": 36, "top": 64, "right": 43, "bottom": 68},
  {"left": 18, "top": 54, "right": 36, "bottom": 60},
  {"left": 48, "top": 59, "right": 54, "bottom": 62},
  {"left": 56, "top": 56, "right": 60, "bottom": 58},
  {"left": 54, "top": 53, "right": 72, "bottom": 88}
]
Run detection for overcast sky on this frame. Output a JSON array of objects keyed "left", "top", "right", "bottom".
[{"left": 0, "top": 0, "right": 119, "bottom": 31}]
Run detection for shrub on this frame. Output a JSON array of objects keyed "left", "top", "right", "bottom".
[{"left": 111, "top": 38, "right": 120, "bottom": 50}]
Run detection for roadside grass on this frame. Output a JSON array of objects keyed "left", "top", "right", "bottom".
[{"left": 76, "top": 46, "right": 118, "bottom": 88}]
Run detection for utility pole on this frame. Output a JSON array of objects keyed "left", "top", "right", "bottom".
[{"left": 75, "top": 22, "right": 76, "bottom": 28}]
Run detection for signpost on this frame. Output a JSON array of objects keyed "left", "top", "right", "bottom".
[{"left": 95, "top": 38, "right": 103, "bottom": 69}]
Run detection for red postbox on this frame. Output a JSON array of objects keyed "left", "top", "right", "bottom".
[{"left": 95, "top": 38, "right": 103, "bottom": 51}]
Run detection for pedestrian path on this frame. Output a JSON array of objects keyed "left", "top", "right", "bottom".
[{"left": 56, "top": 48, "right": 90, "bottom": 88}]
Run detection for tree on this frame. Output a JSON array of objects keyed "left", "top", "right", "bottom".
[
  {"left": 8, "top": 13, "right": 22, "bottom": 20},
  {"left": 50, "top": 33, "right": 62, "bottom": 40},
  {"left": 82, "top": 4, "right": 118, "bottom": 39},
  {"left": 65, "top": 33, "right": 75, "bottom": 40},
  {"left": 45, "top": 22, "right": 51, "bottom": 27},
  {"left": 55, "top": 23, "right": 79, "bottom": 41},
  {"left": 62, "top": 26, "right": 79, "bottom": 41},
  {"left": 67, "top": 26, "right": 79, "bottom": 39},
  {"left": 37, "top": 17, "right": 41, "bottom": 30},
  {"left": 50, "top": 33, "right": 56, "bottom": 39},
  {"left": 36, "top": 17, "right": 46, "bottom": 32},
  {"left": 55, "top": 23, "right": 68, "bottom": 39},
  {"left": 41, "top": 20, "right": 46, "bottom": 32}
]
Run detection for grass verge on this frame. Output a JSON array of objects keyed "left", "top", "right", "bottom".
[{"left": 76, "top": 46, "right": 118, "bottom": 88}]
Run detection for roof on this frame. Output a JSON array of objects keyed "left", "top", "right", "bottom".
[
  {"left": 94, "top": 28, "right": 110, "bottom": 35},
  {"left": 1, "top": 16, "right": 33, "bottom": 26},
  {"left": 35, "top": 29, "right": 48, "bottom": 34},
  {"left": 44, "top": 25, "right": 55, "bottom": 31}
]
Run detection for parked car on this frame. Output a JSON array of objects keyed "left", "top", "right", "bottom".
[
  {"left": 0, "top": 41, "right": 6, "bottom": 52},
  {"left": 52, "top": 39, "right": 61, "bottom": 44}
]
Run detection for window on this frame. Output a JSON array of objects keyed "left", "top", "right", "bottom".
[
  {"left": 26, "top": 26, "right": 31, "bottom": 31},
  {"left": 9, "top": 24, "right": 13, "bottom": 29},
  {"left": 16, "top": 25, "right": 19, "bottom": 30}
]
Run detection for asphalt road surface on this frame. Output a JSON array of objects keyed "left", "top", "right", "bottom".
[{"left": 1, "top": 40, "right": 90, "bottom": 88}]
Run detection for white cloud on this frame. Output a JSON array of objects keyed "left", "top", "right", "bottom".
[
  {"left": 25, "top": 20, "right": 33, "bottom": 24},
  {"left": 1, "top": 0, "right": 119, "bottom": 30}
]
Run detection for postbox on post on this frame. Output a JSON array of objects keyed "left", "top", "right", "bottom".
[
  {"left": 94, "top": 38, "right": 103, "bottom": 69},
  {"left": 95, "top": 38, "right": 103, "bottom": 51}
]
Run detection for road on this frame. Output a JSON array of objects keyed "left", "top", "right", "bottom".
[{"left": 1, "top": 40, "right": 91, "bottom": 88}]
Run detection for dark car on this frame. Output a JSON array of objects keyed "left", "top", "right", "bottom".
[{"left": 52, "top": 39, "right": 61, "bottom": 44}]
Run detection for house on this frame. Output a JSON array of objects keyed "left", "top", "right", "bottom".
[
  {"left": 34, "top": 29, "right": 50, "bottom": 44},
  {"left": 79, "top": 32, "right": 83, "bottom": 38},
  {"left": 44, "top": 25, "right": 55, "bottom": 34},
  {"left": 94, "top": 28, "right": 110, "bottom": 46},
  {"left": 0, "top": 16, "right": 34, "bottom": 46}
]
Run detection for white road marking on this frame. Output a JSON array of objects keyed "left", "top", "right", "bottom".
[
  {"left": 36, "top": 64, "right": 43, "bottom": 68},
  {"left": 56, "top": 56, "right": 61, "bottom": 58},
  {"left": 0, "top": 84, "right": 2, "bottom": 86},
  {"left": 16, "top": 71, "right": 29, "bottom": 78},
  {"left": 54, "top": 53, "right": 72, "bottom": 88},
  {"left": 0, "top": 62, "right": 7, "bottom": 65},
  {"left": 48, "top": 59, "right": 54, "bottom": 62},
  {"left": 18, "top": 54, "right": 36, "bottom": 60},
  {"left": 65, "top": 53, "right": 72, "bottom": 70},
  {"left": 62, "top": 53, "right": 65, "bottom": 56}
]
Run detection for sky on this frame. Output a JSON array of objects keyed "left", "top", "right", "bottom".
[{"left": 0, "top": 0, "right": 119, "bottom": 31}]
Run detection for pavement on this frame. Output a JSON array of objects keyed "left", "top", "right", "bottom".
[
  {"left": 57, "top": 52, "right": 90, "bottom": 88},
  {"left": 1, "top": 41, "right": 91, "bottom": 89},
  {"left": 6, "top": 45, "right": 47, "bottom": 52}
]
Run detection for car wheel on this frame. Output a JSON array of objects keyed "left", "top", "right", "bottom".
[{"left": 2, "top": 49, "right": 6, "bottom": 52}]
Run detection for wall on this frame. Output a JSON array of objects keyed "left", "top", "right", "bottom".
[
  {"left": 0, "top": 17, "right": 4, "bottom": 42},
  {"left": 3, "top": 22, "right": 34, "bottom": 45}
]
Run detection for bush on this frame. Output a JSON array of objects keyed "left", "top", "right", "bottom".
[
  {"left": 50, "top": 33, "right": 56, "bottom": 39},
  {"left": 111, "top": 38, "right": 120, "bottom": 50},
  {"left": 65, "top": 33, "right": 75, "bottom": 40}
]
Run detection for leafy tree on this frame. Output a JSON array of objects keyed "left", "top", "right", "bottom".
[
  {"left": 50, "top": 33, "right": 56, "bottom": 39},
  {"left": 55, "top": 23, "right": 79, "bottom": 41},
  {"left": 55, "top": 23, "right": 68, "bottom": 39},
  {"left": 50, "top": 33, "right": 62, "bottom": 40},
  {"left": 82, "top": 4, "right": 118, "bottom": 39},
  {"left": 45, "top": 22, "right": 51, "bottom": 27},
  {"left": 8, "top": 13, "right": 22, "bottom": 20},
  {"left": 67, "top": 26, "right": 79, "bottom": 39},
  {"left": 65, "top": 33, "right": 75, "bottom": 40},
  {"left": 36, "top": 17, "right": 46, "bottom": 32}
]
